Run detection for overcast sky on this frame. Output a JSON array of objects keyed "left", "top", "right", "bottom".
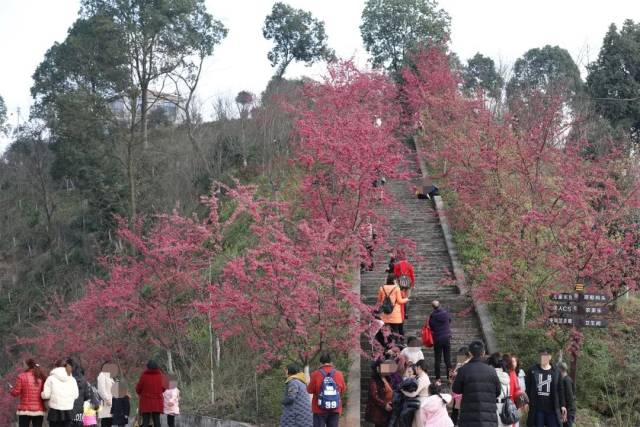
[{"left": 1, "top": 0, "right": 640, "bottom": 151}]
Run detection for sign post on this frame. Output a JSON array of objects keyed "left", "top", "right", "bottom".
[{"left": 548, "top": 283, "right": 609, "bottom": 382}]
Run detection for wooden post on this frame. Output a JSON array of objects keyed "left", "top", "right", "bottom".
[{"left": 569, "top": 283, "right": 584, "bottom": 383}]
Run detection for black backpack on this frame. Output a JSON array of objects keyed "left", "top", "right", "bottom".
[{"left": 380, "top": 285, "right": 396, "bottom": 314}]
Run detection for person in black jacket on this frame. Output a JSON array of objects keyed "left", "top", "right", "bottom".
[
  {"left": 67, "top": 358, "right": 96, "bottom": 427},
  {"left": 428, "top": 300, "right": 452, "bottom": 382},
  {"left": 451, "top": 341, "right": 501, "bottom": 427},
  {"left": 558, "top": 363, "right": 575, "bottom": 427},
  {"left": 525, "top": 349, "right": 566, "bottom": 427}
]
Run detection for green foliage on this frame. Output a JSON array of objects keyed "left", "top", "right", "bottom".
[
  {"left": 507, "top": 45, "right": 583, "bottom": 105},
  {"left": 462, "top": 53, "right": 504, "bottom": 99},
  {"left": 360, "top": 0, "right": 450, "bottom": 72},
  {"left": 575, "top": 300, "right": 640, "bottom": 426},
  {"left": 263, "top": 2, "right": 335, "bottom": 78},
  {"left": 587, "top": 20, "right": 640, "bottom": 146}
]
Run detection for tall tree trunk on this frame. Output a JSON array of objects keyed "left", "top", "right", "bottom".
[
  {"left": 141, "top": 81, "right": 149, "bottom": 149},
  {"left": 167, "top": 349, "right": 174, "bottom": 374},
  {"left": 520, "top": 298, "right": 527, "bottom": 328}
]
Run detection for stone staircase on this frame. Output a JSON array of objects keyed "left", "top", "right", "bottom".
[{"left": 359, "top": 161, "right": 485, "bottom": 423}]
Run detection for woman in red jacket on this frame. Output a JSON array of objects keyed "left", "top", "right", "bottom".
[
  {"left": 10, "top": 358, "right": 47, "bottom": 427},
  {"left": 136, "top": 360, "right": 167, "bottom": 427}
]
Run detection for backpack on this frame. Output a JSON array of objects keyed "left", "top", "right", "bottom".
[
  {"left": 318, "top": 369, "right": 341, "bottom": 412},
  {"left": 89, "top": 383, "right": 102, "bottom": 407},
  {"left": 499, "top": 394, "right": 520, "bottom": 425},
  {"left": 397, "top": 275, "right": 411, "bottom": 290},
  {"left": 380, "top": 286, "right": 396, "bottom": 314}
]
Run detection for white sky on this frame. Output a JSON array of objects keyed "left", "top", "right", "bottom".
[{"left": 1, "top": 0, "right": 639, "bottom": 151}]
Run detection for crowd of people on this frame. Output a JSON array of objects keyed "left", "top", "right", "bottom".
[
  {"left": 364, "top": 254, "right": 577, "bottom": 427},
  {"left": 9, "top": 358, "right": 180, "bottom": 427},
  {"left": 9, "top": 249, "right": 577, "bottom": 427}
]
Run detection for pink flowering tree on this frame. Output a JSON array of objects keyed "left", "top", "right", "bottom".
[{"left": 403, "top": 47, "right": 640, "bottom": 338}]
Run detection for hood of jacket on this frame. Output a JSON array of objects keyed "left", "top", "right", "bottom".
[
  {"left": 423, "top": 393, "right": 452, "bottom": 413},
  {"left": 286, "top": 372, "right": 307, "bottom": 385},
  {"left": 51, "top": 367, "right": 73, "bottom": 382}
]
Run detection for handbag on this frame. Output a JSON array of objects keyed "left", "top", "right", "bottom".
[
  {"left": 499, "top": 395, "right": 520, "bottom": 425},
  {"left": 421, "top": 317, "right": 434, "bottom": 347},
  {"left": 514, "top": 390, "right": 529, "bottom": 409}
]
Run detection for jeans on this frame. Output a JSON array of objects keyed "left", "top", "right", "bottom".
[
  {"left": 434, "top": 338, "right": 452, "bottom": 380},
  {"left": 18, "top": 416, "right": 44, "bottom": 427},
  {"left": 534, "top": 410, "right": 560, "bottom": 427},
  {"left": 313, "top": 412, "right": 339, "bottom": 427},
  {"left": 167, "top": 414, "right": 175, "bottom": 427},
  {"left": 142, "top": 412, "right": 161, "bottom": 427}
]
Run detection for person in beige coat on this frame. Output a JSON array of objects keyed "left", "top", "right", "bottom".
[
  {"left": 401, "top": 359, "right": 431, "bottom": 427},
  {"left": 488, "top": 353, "right": 512, "bottom": 427},
  {"left": 97, "top": 363, "right": 118, "bottom": 427}
]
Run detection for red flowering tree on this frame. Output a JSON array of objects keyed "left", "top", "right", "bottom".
[
  {"left": 294, "top": 61, "right": 410, "bottom": 270},
  {"left": 202, "top": 62, "right": 412, "bottom": 371},
  {"left": 201, "top": 184, "right": 368, "bottom": 372},
  {"left": 403, "top": 47, "right": 640, "bottom": 332},
  {"left": 14, "top": 210, "right": 219, "bottom": 378}
]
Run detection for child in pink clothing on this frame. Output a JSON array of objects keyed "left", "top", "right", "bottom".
[
  {"left": 163, "top": 377, "right": 180, "bottom": 427},
  {"left": 422, "top": 383, "right": 453, "bottom": 427},
  {"left": 82, "top": 400, "right": 100, "bottom": 426}
]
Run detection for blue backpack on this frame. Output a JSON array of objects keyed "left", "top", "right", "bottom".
[{"left": 318, "top": 369, "right": 340, "bottom": 412}]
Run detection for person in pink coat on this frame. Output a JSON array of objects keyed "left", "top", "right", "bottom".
[
  {"left": 162, "top": 376, "right": 180, "bottom": 427},
  {"left": 422, "top": 383, "right": 453, "bottom": 427}
]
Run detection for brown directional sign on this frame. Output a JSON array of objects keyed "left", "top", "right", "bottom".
[
  {"left": 552, "top": 304, "right": 609, "bottom": 315},
  {"left": 549, "top": 316, "right": 577, "bottom": 326},
  {"left": 583, "top": 319, "right": 607, "bottom": 328},
  {"left": 549, "top": 317, "right": 607, "bottom": 327},
  {"left": 549, "top": 292, "right": 609, "bottom": 303},
  {"left": 584, "top": 306, "right": 609, "bottom": 315},
  {"left": 552, "top": 304, "right": 579, "bottom": 313},
  {"left": 582, "top": 294, "right": 609, "bottom": 302},
  {"left": 550, "top": 293, "right": 580, "bottom": 301}
]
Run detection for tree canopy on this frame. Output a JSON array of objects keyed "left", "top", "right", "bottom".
[
  {"left": 263, "top": 2, "right": 334, "bottom": 79},
  {"left": 360, "top": 0, "right": 450, "bottom": 72},
  {"left": 462, "top": 53, "right": 504, "bottom": 99},
  {"left": 587, "top": 20, "right": 640, "bottom": 145},
  {"left": 507, "top": 45, "right": 582, "bottom": 105}
]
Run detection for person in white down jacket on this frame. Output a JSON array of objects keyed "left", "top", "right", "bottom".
[{"left": 41, "top": 359, "right": 79, "bottom": 427}]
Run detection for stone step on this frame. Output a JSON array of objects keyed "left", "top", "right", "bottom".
[{"left": 359, "top": 158, "right": 485, "bottom": 420}]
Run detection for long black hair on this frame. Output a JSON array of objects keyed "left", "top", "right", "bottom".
[
  {"left": 414, "top": 359, "right": 428, "bottom": 374},
  {"left": 487, "top": 352, "right": 505, "bottom": 370},
  {"left": 428, "top": 383, "right": 447, "bottom": 405}
]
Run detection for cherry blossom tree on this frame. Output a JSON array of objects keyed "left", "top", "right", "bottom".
[{"left": 403, "top": 47, "right": 640, "bottom": 337}]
